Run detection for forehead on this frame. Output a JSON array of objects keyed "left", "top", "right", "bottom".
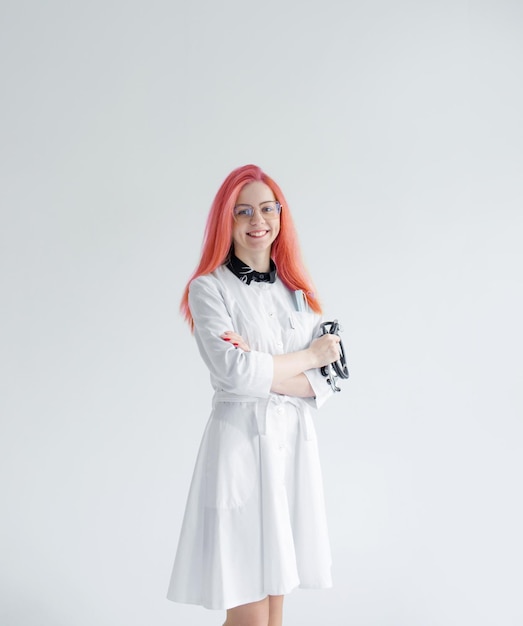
[{"left": 236, "top": 181, "right": 275, "bottom": 205}]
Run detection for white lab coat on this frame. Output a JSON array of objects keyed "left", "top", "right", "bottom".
[{"left": 166, "top": 264, "right": 335, "bottom": 610}]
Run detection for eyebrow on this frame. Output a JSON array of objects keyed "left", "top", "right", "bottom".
[{"left": 234, "top": 200, "right": 277, "bottom": 207}]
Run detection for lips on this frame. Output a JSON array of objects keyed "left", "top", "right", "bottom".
[{"left": 247, "top": 230, "right": 269, "bottom": 238}]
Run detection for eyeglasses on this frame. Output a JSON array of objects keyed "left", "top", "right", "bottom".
[{"left": 233, "top": 201, "right": 282, "bottom": 221}]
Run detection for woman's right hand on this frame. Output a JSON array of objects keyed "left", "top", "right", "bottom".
[
  {"left": 308, "top": 334, "right": 341, "bottom": 369},
  {"left": 220, "top": 330, "right": 251, "bottom": 352}
]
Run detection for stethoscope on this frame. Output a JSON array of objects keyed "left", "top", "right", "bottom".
[{"left": 320, "top": 320, "right": 349, "bottom": 392}]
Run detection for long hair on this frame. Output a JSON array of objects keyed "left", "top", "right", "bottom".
[{"left": 181, "top": 164, "right": 321, "bottom": 328}]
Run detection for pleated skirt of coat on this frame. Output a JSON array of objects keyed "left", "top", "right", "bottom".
[{"left": 166, "top": 398, "right": 332, "bottom": 610}]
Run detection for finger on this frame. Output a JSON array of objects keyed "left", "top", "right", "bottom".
[
  {"left": 221, "top": 333, "right": 246, "bottom": 349},
  {"left": 227, "top": 335, "right": 242, "bottom": 343}
]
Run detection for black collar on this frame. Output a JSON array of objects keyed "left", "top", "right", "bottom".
[{"left": 226, "top": 253, "right": 277, "bottom": 285}]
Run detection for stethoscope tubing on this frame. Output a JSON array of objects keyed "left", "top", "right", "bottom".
[{"left": 320, "top": 320, "right": 349, "bottom": 392}]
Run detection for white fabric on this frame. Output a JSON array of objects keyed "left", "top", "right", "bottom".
[{"left": 167, "top": 265, "right": 334, "bottom": 610}]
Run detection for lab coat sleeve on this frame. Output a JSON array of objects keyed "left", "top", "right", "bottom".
[
  {"left": 188, "top": 275, "right": 273, "bottom": 398},
  {"left": 303, "top": 366, "right": 333, "bottom": 409}
]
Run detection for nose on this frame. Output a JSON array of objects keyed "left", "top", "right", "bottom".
[{"left": 249, "top": 208, "right": 266, "bottom": 224}]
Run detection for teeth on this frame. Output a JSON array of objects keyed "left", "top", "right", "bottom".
[{"left": 248, "top": 231, "right": 268, "bottom": 237}]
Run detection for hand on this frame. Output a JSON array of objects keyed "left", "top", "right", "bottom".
[
  {"left": 308, "top": 334, "right": 341, "bottom": 369},
  {"left": 220, "top": 330, "right": 251, "bottom": 352}
]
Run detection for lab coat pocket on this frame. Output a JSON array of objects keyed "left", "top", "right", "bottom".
[
  {"left": 287, "top": 312, "right": 315, "bottom": 351},
  {"left": 204, "top": 403, "right": 259, "bottom": 509}
]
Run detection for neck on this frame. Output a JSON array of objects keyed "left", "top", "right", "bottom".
[{"left": 233, "top": 248, "right": 272, "bottom": 273}]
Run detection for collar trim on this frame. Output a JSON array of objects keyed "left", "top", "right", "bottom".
[{"left": 226, "top": 253, "right": 277, "bottom": 285}]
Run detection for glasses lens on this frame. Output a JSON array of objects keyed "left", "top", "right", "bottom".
[{"left": 233, "top": 202, "right": 281, "bottom": 220}]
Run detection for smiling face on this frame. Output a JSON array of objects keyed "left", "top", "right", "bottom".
[{"left": 231, "top": 181, "right": 281, "bottom": 270}]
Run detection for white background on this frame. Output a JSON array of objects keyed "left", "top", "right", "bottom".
[{"left": 1, "top": 1, "right": 522, "bottom": 625}]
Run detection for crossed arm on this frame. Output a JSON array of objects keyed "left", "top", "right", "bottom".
[
  {"left": 221, "top": 330, "right": 340, "bottom": 398},
  {"left": 188, "top": 275, "right": 340, "bottom": 401}
]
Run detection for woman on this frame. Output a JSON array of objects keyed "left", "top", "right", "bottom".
[{"left": 167, "top": 164, "right": 343, "bottom": 626}]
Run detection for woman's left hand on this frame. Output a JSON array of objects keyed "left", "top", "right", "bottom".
[{"left": 220, "top": 331, "right": 251, "bottom": 352}]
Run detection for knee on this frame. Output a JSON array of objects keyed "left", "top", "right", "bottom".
[
  {"left": 223, "top": 619, "right": 268, "bottom": 626},
  {"left": 224, "top": 598, "right": 270, "bottom": 626},
  {"left": 223, "top": 618, "right": 268, "bottom": 626}
]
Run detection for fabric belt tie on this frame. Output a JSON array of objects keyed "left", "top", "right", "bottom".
[{"left": 212, "top": 391, "right": 314, "bottom": 441}]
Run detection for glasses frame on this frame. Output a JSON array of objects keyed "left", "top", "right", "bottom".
[{"left": 232, "top": 201, "right": 282, "bottom": 221}]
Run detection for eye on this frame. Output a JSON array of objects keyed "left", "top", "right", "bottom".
[
  {"left": 234, "top": 206, "right": 253, "bottom": 218},
  {"left": 261, "top": 202, "right": 279, "bottom": 214}
]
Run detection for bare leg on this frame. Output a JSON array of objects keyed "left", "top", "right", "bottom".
[
  {"left": 223, "top": 595, "right": 284, "bottom": 626},
  {"left": 223, "top": 596, "right": 269, "bottom": 626},
  {"left": 268, "top": 595, "right": 284, "bottom": 626}
]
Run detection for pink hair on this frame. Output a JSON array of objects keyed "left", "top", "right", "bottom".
[{"left": 181, "top": 164, "right": 322, "bottom": 328}]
